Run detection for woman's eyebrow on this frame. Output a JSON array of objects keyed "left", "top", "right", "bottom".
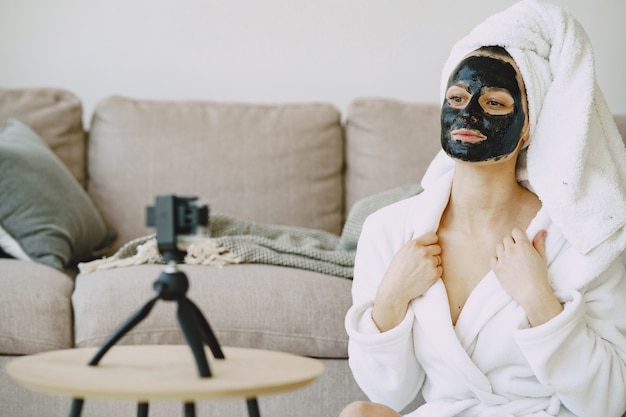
[
  {"left": 449, "top": 82, "right": 470, "bottom": 91},
  {"left": 481, "top": 87, "right": 512, "bottom": 94}
]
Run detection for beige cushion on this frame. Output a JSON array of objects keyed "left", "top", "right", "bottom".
[
  {"left": 88, "top": 97, "right": 344, "bottom": 250},
  {"left": 73, "top": 264, "right": 351, "bottom": 358},
  {"left": 0, "top": 259, "right": 74, "bottom": 354},
  {"left": 0, "top": 88, "right": 86, "bottom": 187},
  {"left": 344, "top": 98, "right": 441, "bottom": 212}
]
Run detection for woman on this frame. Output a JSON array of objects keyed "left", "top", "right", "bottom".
[{"left": 342, "top": 1, "right": 626, "bottom": 416}]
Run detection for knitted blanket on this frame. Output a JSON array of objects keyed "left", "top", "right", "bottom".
[{"left": 78, "top": 184, "right": 423, "bottom": 278}]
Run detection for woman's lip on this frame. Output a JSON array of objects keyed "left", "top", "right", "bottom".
[{"left": 451, "top": 129, "right": 487, "bottom": 143}]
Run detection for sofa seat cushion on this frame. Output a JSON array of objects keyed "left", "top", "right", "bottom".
[
  {"left": 73, "top": 264, "right": 351, "bottom": 358},
  {"left": 0, "top": 259, "right": 74, "bottom": 354},
  {"left": 88, "top": 97, "right": 344, "bottom": 251}
]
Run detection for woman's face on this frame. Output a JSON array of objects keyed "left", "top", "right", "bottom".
[{"left": 440, "top": 52, "right": 528, "bottom": 162}]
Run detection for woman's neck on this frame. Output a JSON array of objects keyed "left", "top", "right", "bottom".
[{"left": 445, "top": 159, "right": 531, "bottom": 233}]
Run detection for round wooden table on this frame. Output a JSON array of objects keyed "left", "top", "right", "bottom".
[{"left": 6, "top": 345, "right": 324, "bottom": 417}]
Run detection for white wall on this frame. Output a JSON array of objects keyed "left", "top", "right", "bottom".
[{"left": 1, "top": 0, "right": 625, "bottom": 126}]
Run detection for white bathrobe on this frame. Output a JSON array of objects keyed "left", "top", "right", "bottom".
[{"left": 345, "top": 172, "right": 626, "bottom": 417}]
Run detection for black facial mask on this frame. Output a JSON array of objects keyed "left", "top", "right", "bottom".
[{"left": 440, "top": 55, "right": 526, "bottom": 162}]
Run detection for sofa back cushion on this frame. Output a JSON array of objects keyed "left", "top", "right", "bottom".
[
  {"left": 0, "top": 88, "right": 86, "bottom": 187},
  {"left": 344, "top": 98, "right": 442, "bottom": 212},
  {"left": 88, "top": 97, "right": 344, "bottom": 250}
]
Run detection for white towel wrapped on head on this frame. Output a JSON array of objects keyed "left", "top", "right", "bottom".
[{"left": 422, "top": 0, "right": 626, "bottom": 282}]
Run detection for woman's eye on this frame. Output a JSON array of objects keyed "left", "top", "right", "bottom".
[
  {"left": 445, "top": 85, "right": 470, "bottom": 107},
  {"left": 479, "top": 89, "right": 515, "bottom": 115},
  {"left": 447, "top": 95, "right": 466, "bottom": 105}
]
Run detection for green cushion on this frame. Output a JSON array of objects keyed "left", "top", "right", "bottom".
[{"left": 0, "top": 119, "right": 114, "bottom": 269}]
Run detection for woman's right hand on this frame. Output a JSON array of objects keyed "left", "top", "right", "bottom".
[{"left": 372, "top": 232, "right": 442, "bottom": 332}]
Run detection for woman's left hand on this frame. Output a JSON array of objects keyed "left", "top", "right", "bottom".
[{"left": 491, "top": 229, "right": 563, "bottom": 326}]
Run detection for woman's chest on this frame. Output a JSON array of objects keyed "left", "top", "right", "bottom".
[{"left": 439, "top": 233, "right": 501, "bottom": 324}]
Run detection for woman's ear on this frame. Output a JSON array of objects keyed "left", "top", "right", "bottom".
[{"left": 520, "top": 121, "right": 531, "bottom": 143}]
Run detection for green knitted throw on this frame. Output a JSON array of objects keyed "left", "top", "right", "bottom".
[{"left": 79, "top": 184, "right": 422, "bottom": 278}]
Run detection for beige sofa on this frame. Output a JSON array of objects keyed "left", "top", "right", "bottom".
[{"left": 1, "top": 88, "right": 625, "bottom": 417}]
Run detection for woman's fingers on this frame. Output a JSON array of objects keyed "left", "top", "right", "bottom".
[{"left": 412, "top": 231, "right": 439, "bottom": 246}]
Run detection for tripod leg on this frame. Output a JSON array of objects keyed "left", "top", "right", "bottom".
[
  {"left": 89, "top": 296, "right": 160, "bottom": 366},
  {"left": 178, "top": 300, "right": 211, "bottom": 377},
  {"left": 185, "top": 298, "right": 225, "bottom": 359}
]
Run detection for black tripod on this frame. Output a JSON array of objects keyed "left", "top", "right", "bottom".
[
  {"left": 69, "top": 259, "right": 234, "bottom": 417},
  {"left": 68, "top": 196, "right": 262, "bottom": 417}
]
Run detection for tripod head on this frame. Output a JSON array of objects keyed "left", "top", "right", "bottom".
[{"left": 146, "top": 195, "right": 210, "bottom": 263}]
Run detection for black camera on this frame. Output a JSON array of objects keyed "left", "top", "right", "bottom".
[{"left": 146, "top": 195, "right": 210, "bottom": 262}]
